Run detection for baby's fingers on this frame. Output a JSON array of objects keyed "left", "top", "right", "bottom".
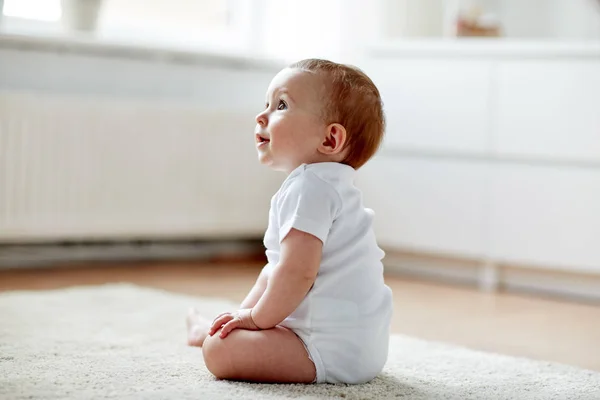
[
  {"left": 219, "top": 319, "right": 240, "bottom": 339},
  {"left": 209, "top": 314, "right": 233, "bottom": 335}
]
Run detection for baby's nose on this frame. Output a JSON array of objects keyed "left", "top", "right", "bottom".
[{"left": 255, "top": 112, "right": 267, "bottom": 126}]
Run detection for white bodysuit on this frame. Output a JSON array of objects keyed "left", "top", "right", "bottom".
[{"left": 263, "top": 162, "right": 393, "bottom": 384}]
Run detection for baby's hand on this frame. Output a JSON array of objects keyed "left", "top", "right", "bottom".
[{"left": 209, "top": 309, "right": 260, "bottom": 339}]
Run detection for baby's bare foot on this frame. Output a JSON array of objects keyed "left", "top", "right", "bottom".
[{"left": 186, "top": 308, "right": 211, "bottom": 347}]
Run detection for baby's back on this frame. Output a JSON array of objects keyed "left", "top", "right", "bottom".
[
  {"left": 307, "top": 165, "right": 390, "bottom": 327},
  {"left": 273, "top": 163, "right": 392, "bottom": 332}
]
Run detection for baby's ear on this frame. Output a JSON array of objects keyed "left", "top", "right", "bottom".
[{"left": 318, "top": 123, "right": 347, "bottom": 155}]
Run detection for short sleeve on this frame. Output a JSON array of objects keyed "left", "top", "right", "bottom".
[{"left": 277, "top": 172, "right": 341, "bottom": 244}]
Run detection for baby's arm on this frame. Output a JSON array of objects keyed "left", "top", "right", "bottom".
[
  {"left": 240, "top": 268, "right": 268, "bottom": 309},
  {"left": 210, "top": 228, "right": 321, "bottom": 338},
  {"left": 251, "top": 228, "right": 321, "bottom": 329}
]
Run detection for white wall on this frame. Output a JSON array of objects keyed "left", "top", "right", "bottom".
[
  {"left": 379, "top": 0, "right": 600, "bottom": 40},
  {"left": 257, "top": 0, "right": 381, "bottom": 63},
  {"left": 499, "top": 0, "right": 600, "bottom": 39}
]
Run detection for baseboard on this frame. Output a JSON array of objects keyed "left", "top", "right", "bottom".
[
  {"left": 3, "top": 241, "right": 599, "bottom": 303},
  {"left": 0, "top": 239, "right": 265, "bottom": 269},
  {"left": 500, "top": 265, "right": 600, "bottom": 303},
  {"left": 383, "top": 250, "right": 482, "bottom": 286},
  {"left": 383, "top": 249, "right": 600, "bottom": 303}
]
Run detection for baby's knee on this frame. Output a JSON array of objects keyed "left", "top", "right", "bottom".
[{"left": 202, "top": 333, "right": 235, "bottom": 379}]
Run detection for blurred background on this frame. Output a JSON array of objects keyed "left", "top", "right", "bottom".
[{"left": 0, "top": 0, "right": 599, "bottom": 370}]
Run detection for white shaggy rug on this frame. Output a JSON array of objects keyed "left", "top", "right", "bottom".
[{"left": 1, "top": 284, "right": 599, "bottom": 400}]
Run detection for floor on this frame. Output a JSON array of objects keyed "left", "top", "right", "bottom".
[{"left": 1, "top": 260, "right": 599, "bottom": 372}]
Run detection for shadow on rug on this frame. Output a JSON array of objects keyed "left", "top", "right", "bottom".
[{"left": 1, "top": 284, "right": 598, "bottom": 400}]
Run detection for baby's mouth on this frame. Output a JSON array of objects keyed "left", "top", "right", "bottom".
[{"left": 256, "top": 134, "right": 270, "bottom": 146}]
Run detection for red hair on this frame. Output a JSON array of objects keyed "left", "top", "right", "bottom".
[{"left": 289, "top": 59, "right": 385, "bottom": 169}]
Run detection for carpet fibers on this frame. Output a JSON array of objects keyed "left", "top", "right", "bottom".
[{"left": 1, "top": 284, "right": 598, "bottom": 400}]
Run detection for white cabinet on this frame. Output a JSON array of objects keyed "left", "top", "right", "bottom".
[
  {"left": 490, "top": 164, "right": 600, "bottom": 273},
  {"left": 366, "top": 60, "right": 492, "bottom": 153},
  {"left": 495, "top": 60, "right": 600, "bottom": 161},
  {"left": 360, "top": 157, "right": 487, "bottom": 258},
  {"left": 364, "top": 44, "right": 600, "bottom": 275}
]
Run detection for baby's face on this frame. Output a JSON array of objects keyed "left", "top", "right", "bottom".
[{"left": 255, "top": 68, "right": 327, "bottom": 174}]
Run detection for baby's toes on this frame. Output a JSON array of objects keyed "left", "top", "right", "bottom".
[{"left": 186, "top": 308, "right": 199, "bottom": 326}]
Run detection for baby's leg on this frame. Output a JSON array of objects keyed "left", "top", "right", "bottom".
[
  {"left": 186, "top": 308, "right": 212, "bottom": 347},
  {"left": 202, "top": 326, "right": 316, "bottom": 383}
]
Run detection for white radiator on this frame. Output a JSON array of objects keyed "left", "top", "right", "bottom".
[{"left": 0, "top": 92, "right": 280, "bottom": 242}]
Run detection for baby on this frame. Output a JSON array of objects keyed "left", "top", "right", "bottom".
[{"left": 186, "top": 59, "right": 393, "bottom": 384}]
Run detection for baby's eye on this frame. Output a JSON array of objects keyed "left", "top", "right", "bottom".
[{"left": 277, "top": 100, "right": 287, "bottom": 110}]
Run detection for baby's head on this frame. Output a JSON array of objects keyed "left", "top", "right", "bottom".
[{"left": 255, "top": 59, "right": 385, "bottom": 173}]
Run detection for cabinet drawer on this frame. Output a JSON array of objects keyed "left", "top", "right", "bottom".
[
  {"left": 490, "top": 164, "right": 600, "bottom": 272},
  {"left": 496, "top": 60, "right": 600, "bottom": 161},
  {"left": 359, "top": 156, "right": 487, "bottom": 257},
  {"left": 367, "top": 60, "right": 492, "bottom": 153}
]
